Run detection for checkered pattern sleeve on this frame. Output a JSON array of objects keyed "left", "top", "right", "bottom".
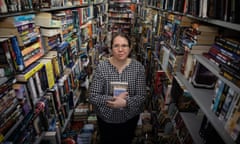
[{"left": 88, "top": 59, "right": 146, "bottom": 123}]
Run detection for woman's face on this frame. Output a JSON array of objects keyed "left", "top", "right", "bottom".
[{"left": 111, "top": 36, "right": 131, "bottom": 61}]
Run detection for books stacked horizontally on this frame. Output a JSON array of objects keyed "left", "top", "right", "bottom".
[
  {"left": 203, "top": 36, "right": 240, "bottom": 87},
  {"left": 0, "top": 14, "right": 44, "bottom": 72}
]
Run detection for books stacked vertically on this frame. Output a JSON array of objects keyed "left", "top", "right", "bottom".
[
  {"left": 224, "top": 90, "right": 240, "bottom": 142},
  {"left": 167, "top": 49, "right": 183, "bottom": 81},
  {"left": 43, "top": 51, "right": 63, "bottom": 80},
  {"left": 0, "top": 14, "right": 44, "bottom": 71},
  {"left": 35, "top": 0, "right": 63, "bottom": 9},
  {"left": 0, "top": 0, "right": 32, "bottom": 14},
  {"left": 15, "top": 62, "right": 50, "bottom": 105},
  {"left": 210, "top": 79, "right": 240, "bottom": 143},
  {"left": 46, "top": 84, "right": 68, "bottom": 127},
  {"left": 38, "top": 59, "right": 56, "bottom": 89},
  {"left": 0, "top": 81, "right": 26, "bottom": 143},
  {"left": 207, "top": 0, "right": 240, "bottom": 24}
]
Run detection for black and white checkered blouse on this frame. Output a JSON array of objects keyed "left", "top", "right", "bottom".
[{"left": 89, "top": 58, "right": 146, "bottom": 123}]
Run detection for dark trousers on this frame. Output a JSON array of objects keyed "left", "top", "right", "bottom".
[{"left": 97, "top": 115, "right": 139, "bottom": 144}]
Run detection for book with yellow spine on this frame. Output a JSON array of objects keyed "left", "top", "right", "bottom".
[
  {"left": 15, "top": 62, "right": 44, "bottom": 82},
  {"left": 38, "top": 59, "right": 55, "bottom": 89}
]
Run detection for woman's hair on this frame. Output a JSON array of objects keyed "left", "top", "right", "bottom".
[{"left": 110, "top": 32, "right": 131, "bottom": 49}]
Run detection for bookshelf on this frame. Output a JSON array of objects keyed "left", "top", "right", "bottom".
[
  {"left": 136, "top": 0, "right": 240, "bottom": 144},
  {"left": 180, "top": 112, "right": 203, "bottom": 144},
  {"left": 0, "top": 1, "right": 107, "bottom": 143},
  {"left": 176, "top": 71, "right": 235, "bottom": 144},
  {"left": 108, "top": 0, "right": 135, "bottom": 35}
]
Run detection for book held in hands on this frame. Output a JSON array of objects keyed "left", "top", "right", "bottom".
[{"left": 110, "top": 81, "right": 128, "bottom": 97}]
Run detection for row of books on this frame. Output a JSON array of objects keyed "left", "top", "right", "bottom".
[
  {"left": 0, "top": 6, "right": 94, "bottom": 143},
  {"left": 0, "top": 0, "right": 97, "bottom": 14},
  {"left": 167, "top": 99, "right": 225, "bottom": 144},
  {"left": 108, "top": 1, "right": 134, "bottom": 35},
  {"left": 203, "top": 36, "right": 240, "bottom": 87},
  {"left": 210, "top": 79, "right": 240, "bottom": 142},
  {"left": 146, "top": 0, "right": 240, "bottom": 24},
  {"left": 0, "top": 52, "right": 83, "bottom": 143},
  {"left": 0, "top": 14, "right": 45, "bottom": 72}
]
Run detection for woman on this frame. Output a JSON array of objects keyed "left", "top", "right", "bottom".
[{"left": 88, "top": 32, "right": 146, "bottom": 144}]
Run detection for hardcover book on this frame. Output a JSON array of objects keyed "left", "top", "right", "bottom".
[{"left": 110, "top": 81, "right": 128, "bottom": 97}]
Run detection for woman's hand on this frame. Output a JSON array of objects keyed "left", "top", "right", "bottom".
[{"left": 106, "top": 92, "right": 128, "bottom": 108}]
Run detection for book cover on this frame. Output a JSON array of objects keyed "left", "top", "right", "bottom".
[
  {"left": 211, "top": 79, "right": 225, "bottom": 112},
  {"left": 0, "top": 35, "right": 25, "bottom": 71},
  {"left": 218, "top": 87, "right": 237, "bottom": 122},
  {"left": 110, "top": 81, "right": 128, "bottom": 97}
]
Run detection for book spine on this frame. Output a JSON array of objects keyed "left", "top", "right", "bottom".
[
  {"left": 211, "top": 79, "right": 225, "bottom": 112},
  {"left": 215, "top": 37, "right": 240, "bottom": 55},
  {"left": 15, "top": 62, "right": 44, "bottom": 82},
  {"left": 218, "top": 87, "right": 235, "bottom": 122},
  {"left": 224, "top": 90, "right": 240, "bottom": 121},
  {"left": 27, "top": 77, "right": 39, "bottom": 105},
  {"left": 10, "top": 36, "right": 25, "bottom": 71},
  {"left": 215, "top": 84, "right": 230, "bottom": 117}
]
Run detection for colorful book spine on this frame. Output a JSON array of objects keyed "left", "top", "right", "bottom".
[
  {"left": 38, "top": 59, "right": 55, "bottom": 89},
  {"left": 15, "top": 62, "right": 44, "bottom": 82}
]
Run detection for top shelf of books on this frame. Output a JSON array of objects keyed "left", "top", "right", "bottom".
[
  {"left": 0, "top": 1, "right": 99, "bottom": 19},
  {"left": 144, "top": 0, "right": 240, "bottom": 32}
]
